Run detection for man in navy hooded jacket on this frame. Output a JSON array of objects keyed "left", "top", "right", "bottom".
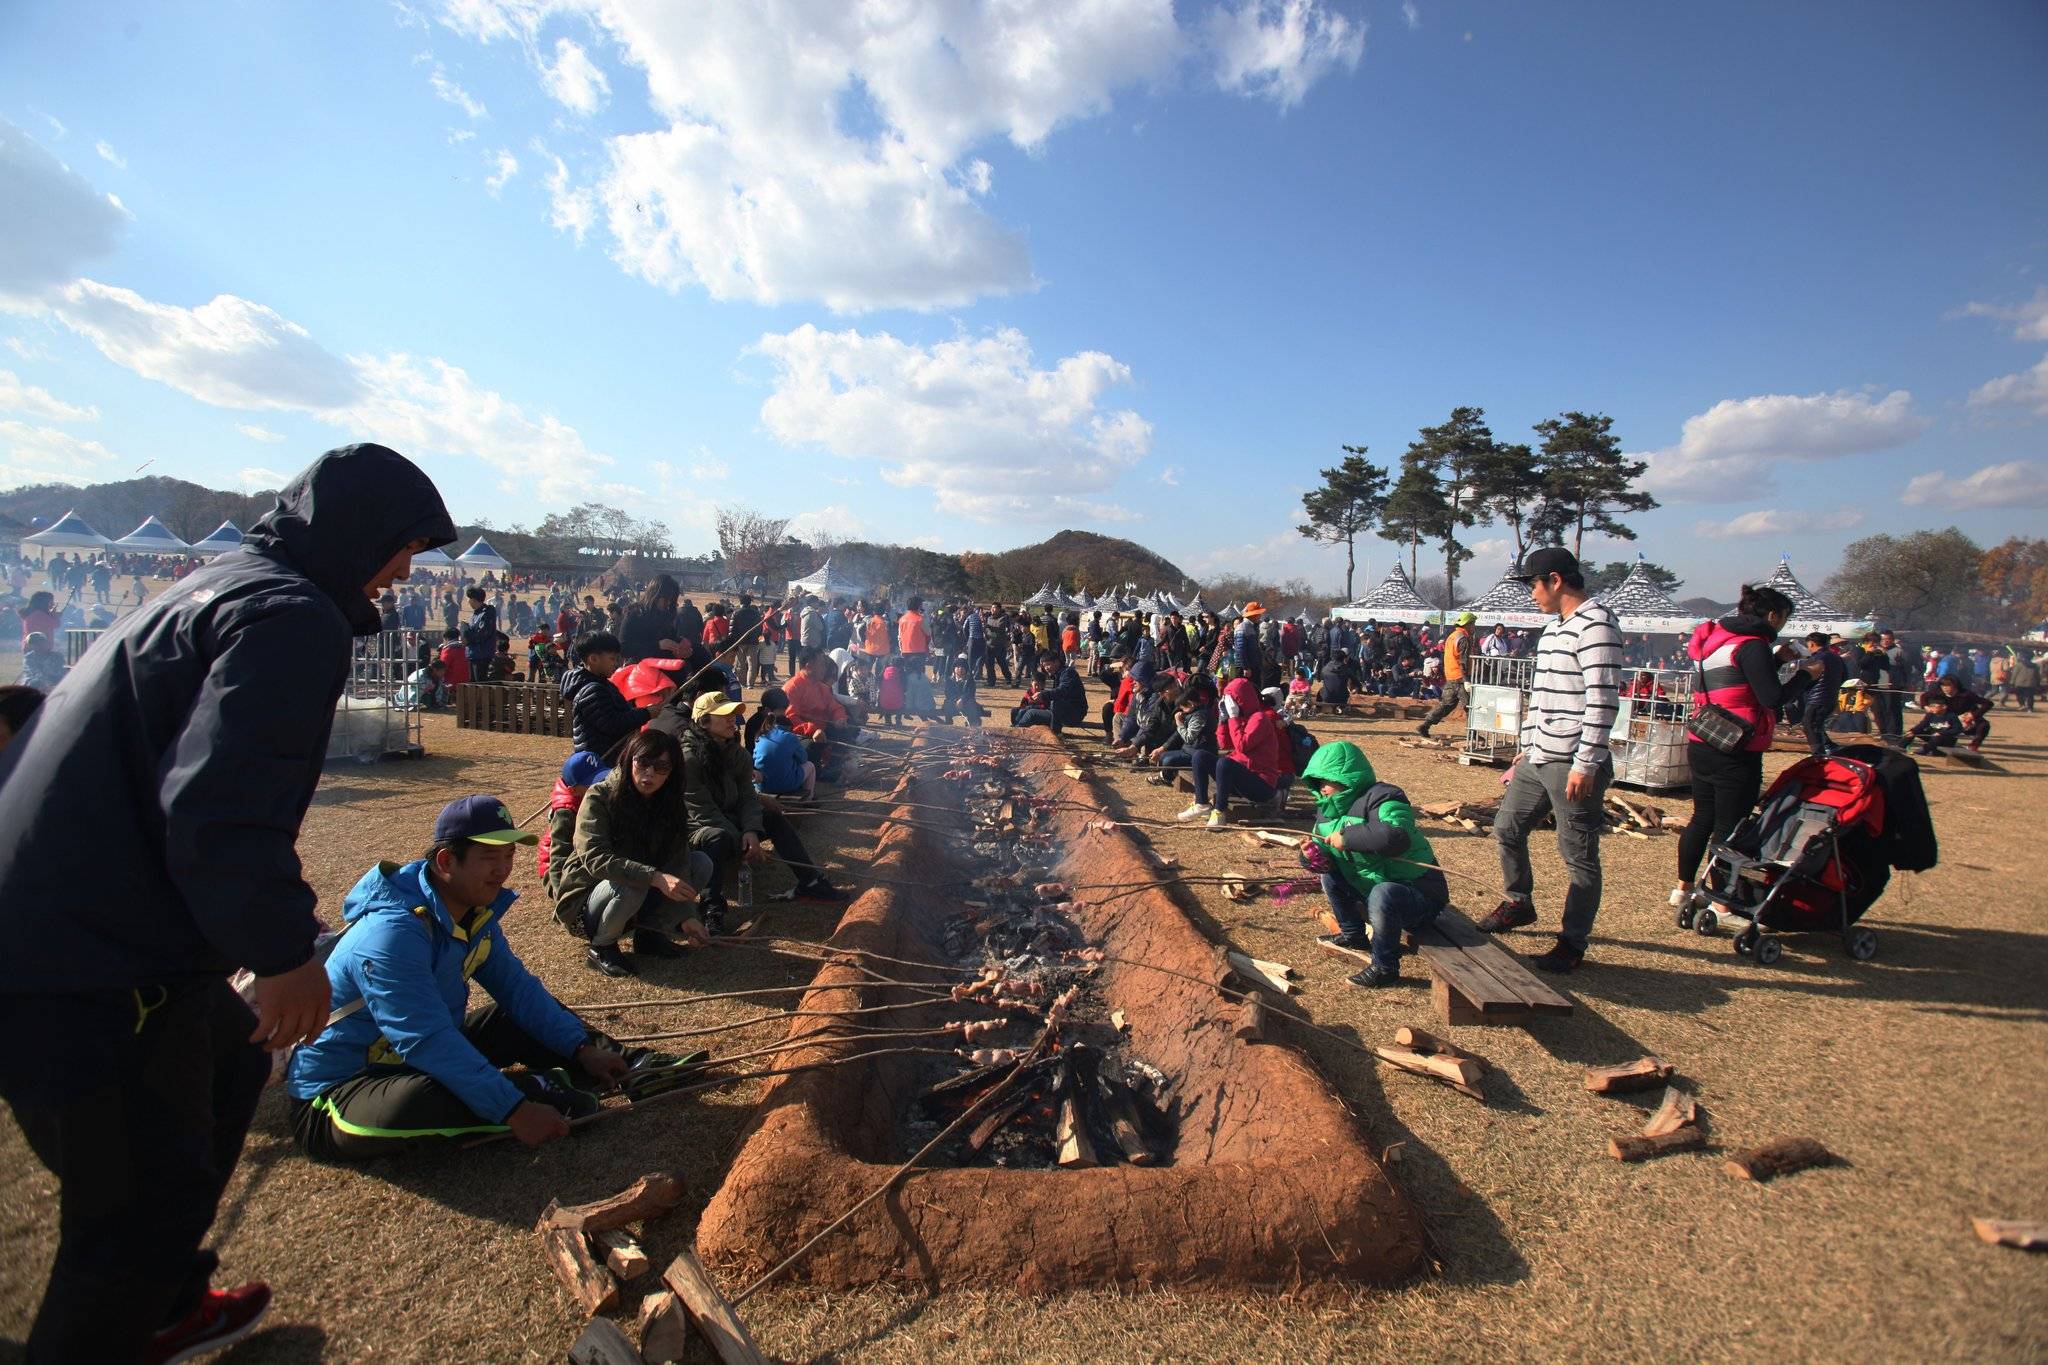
[{"left": 0, "top": 444, "right": 455, "bottom": 1363}]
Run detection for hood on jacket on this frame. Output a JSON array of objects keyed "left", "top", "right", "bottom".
[
  {"left": 559, "top": 663, "right": 598, "bottom": 699},
  {"left": 1301, "top": 740, "right": 1376, "bottom": 817},
  {"left": 244, "top": 444, "right": 457, "bottom": 636},
  {"left": 1689, "top": 613, "right": 1778, "bottom": 661},
  {"left": 1221, "top": 676, "right": 1262, "bottom": 719}
]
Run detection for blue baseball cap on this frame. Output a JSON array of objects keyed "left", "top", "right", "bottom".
[
  {"left": 560, "top": 752, "right": 610, "bottom": 787},
  {"left": 433, "top": 794, "right": 538, "bottom": 847}
]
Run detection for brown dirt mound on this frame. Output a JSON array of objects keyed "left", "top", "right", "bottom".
[{"left": 695, "top": 728, "right": 1424, "bottom": 1292}]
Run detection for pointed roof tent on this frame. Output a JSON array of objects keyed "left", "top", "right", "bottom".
[
  {"left": 193, "top": 519, "right": 246, "bottom": 556},
  {"left": 456, "top": 536, "right": 512, "bottom": 572},
  {"left": 1331, "top": 563, "right": 1437, "bottom": 624},
  {"left": 1177, "top": 593, "right": 1211, "bottom": 615},
  {"left": 409, "top": 545, "right": 457, "bottom": 569},
  {"left": 23, "top": 509, "right": 109, "bottom": 550},
  {"left": 1218, "top": 602, "right": 1243, "bottom": 621},
  {"left": 785, "top": 557, "right": 867, "bottom": 601},
  {"left": 1022, "top": 583, "right": 1065, "bottom": 607},
  {"left": 1070, "top": 590, "right": 1096, "bottom": 610},
  {"left": 1459, "top": 568, "right": 1550, "bottom": 627},
  {"left": 111, "top": 515, "right": 192, "bottom": 554},
  {"left": 1593, "top": 556, "right": 1699, "bottom": 632},
  {"left": 1759, "top": 556, "right": 1851, "bottom": 621}
]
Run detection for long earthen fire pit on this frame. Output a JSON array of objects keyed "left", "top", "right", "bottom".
[{"left": 695, "top": 727, "right": 1425, "bottom": 1292}]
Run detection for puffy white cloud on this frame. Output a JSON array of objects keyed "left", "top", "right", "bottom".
[
  {"left": 1402, "top": 0, "right": 1420, "bottom": 29},
  {"left": 752, "top": 323, "right": 1151, "bottom": 522},
  {"left": 485, "top": 147, "right": 519, "bottom": 194},
  {"left": 93, "top": 139, "right": 126, "bottom": 170},
  {"left": 540, "top": 151, "right": 596, "bottom": 241},
  {"left": 238, "top": 465, "right": 290, "bottom": 491},
  {"left": 1691, "top": 508, "right": 1865, "bottom": 539},
  {"left": 0, "top": 369, "right": 96, "bottom": 421},
  {"left": 540, "top": 36, "right": 610, "bottom": 112},
  {"left": 0, "top": 119, "right": 129, "bottom": 299},
  {"left": 236, "top": 422, "right": 285, "bottom": 443},
  {"left": 1953, "top": 287, "right": 2048, "bottom": 343},
  {"left": 688, "top": 452, "right": 729, "bottom": 480},
  {"left": 1967, "top": 354, "right": 2048, "bottom": 418},
  {"left": 0, "top": 419, "right": 117, "bottom": 487},
  {"left": 428, "top": 63, "right": 489, "bottom": 118},
  {"left": 1207, "top": 0, "right": 1365, "bottom": 109},
  {"left": 440, "top": 0, "right": 1360, "bottom": 310},
  {"left": 783, "top": 504, "right": 869, "bottom": 545},
  {"left": 1901, "top": 460, "right": 2048, "bottom": 510},
  {"left": 1638, "top": 389, "right": 1927, "bottom": 501}
]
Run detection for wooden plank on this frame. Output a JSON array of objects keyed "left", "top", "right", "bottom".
[
  {"left": 539, "top": 1224, "right": 621, "bottom": 1317},
  {"left": 638, "top": 1291, "right": 691, "bottom": 1363},
  {"left": 1425, "top": 908, "right": 1575, "bottom": 1014},
  {"left": 1972, "top": 1218, "right": 2048, "bottom": 1251},
  {"left": 543, "top": 1173, "right": 686, "bottom": 1234},
  {"left": 662, "top": 1249, "right": 770, "bottom": 1365},
  {"left": 569, "top": 1318, "right": 645, "bottom": 1365}
]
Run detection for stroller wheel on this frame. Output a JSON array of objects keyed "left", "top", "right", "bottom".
[
  {"left": 1693, "top": 908, "right": 1718, "bottom": 936},
  {"left": 1754, "top": 936, "right": 1784, "bottom": 966},
  {"left": 1733, "top": 928, "right": 1755, "bottom": 957},
  {"left": 1675, "top": 905, "right": 1695, "bottom": 930},
  {"left": 1847, "top": 927, "right": 1878, "bottom": 961}
]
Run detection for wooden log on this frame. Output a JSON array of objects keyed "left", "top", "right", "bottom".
[
  {"left": 1583, "top": 1057, "right": 1675, "bottom": 1094},
  {"left": 964, "top": 1089, "right": 1035, "bottom": 1155},
  {"left": 1055, "top": 1091, "right": 1098, "bottom": 1168},
  {"left": 1610, "top": 1127, "right": 1705, "bottom": 1162},
  {"left": 1724, "top": 1135, "right": 1837, "bottom": 1182},
  {"left": 1972, "top": 1218, "right": 2048, "bottom": 1251},
  {"left": 637, "top": 1291, "right": 691, "bottom": 1363},
  {"left": 1252, "top": 830, "right": 1303, "bottom": 848},
  {"left": 1234, "top": 996, "right": 1266, "bottom": 1042},
  {"left": 539, "top": 1224, "right": 621, "bottom": 1317},
  {"left": 1394, "top": 1026, "right": 1490, "bottom": 1073},
  {"left": 1224, "top": 950, "right": 1297, "bottom": 995},
  {"left": 662, "top": 1249, "right": 769, "bottom": 1365},
  {"left": 543, "top": 1173, "right": 687, "bottom": 1234},
  {"left": 1097, "top": 1077, "right": 1160, "bottom": 1166},
  {"left": 1641, "top": 1086, "right": 1698, "bottom": 1138},
  {"left": 1371, "top": 1046, "right": 1484, "bottom": 1100},
  {"left": 596, "top": 1228, "right": 650, "bottom": 1281},
  {"left": 569, "top": 1318, "right": 646, "bottom": 1365}
]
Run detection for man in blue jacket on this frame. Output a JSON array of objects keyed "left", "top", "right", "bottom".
[
  {"left": 0, "top": 444, "right": 456, "bottom": 1364},
  {"left": 288, "top": 795, "right": 632, "bottom": 1158}
]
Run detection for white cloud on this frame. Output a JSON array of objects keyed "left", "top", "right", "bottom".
[
  {"left": 541, "top": 151, "right": 596, "bottom": 242},
  {"left": 0, "top": 369, "right": 96, "bottom": 422},
  {"left": 1968, "top": 354, "right": 2048, "bottom": 418},
  {"left": 485, "top": 147, "right": 519, "bottom": 194},
  {"left": 752, "top": 324, "right": 1152, "bottom": 522},
  {"left": 783, "top": 504, "right": 869, "bottom": 545},
  {"left": 429, "top": 63, "right": 489, "bottom": 118},
  {"left": 34, "top": 110, "right": 66, "bottom": 139},
  {"left": 539, "top": 36, "right": 610, "bottom": 112},
  {"left": 1158, "top": 464, "right": 1183, "bottom": 487},
  {"left": 1401, "top": 0, "right": 1420, "bottom": 28},
  {"left": 0, "top": 119, "right": 130, "bottom": 299},
  {"left": 1637, "top": 389, "right": 1928, "bottom": 501},
  {"left": 1953, "top": 287, "right": 2048, "bottom": 343},
  {"left": 1691, "top": 508, "right": 1865, "bottom": 539},
  {"left": 4, "top": 337, "right": 52, "bottom": 362},
  {"left": 93, "top": 139, "right": 126, "bottom": 170},
  {"left": 1901, "top": 460, "right": 2048, "bottom": 510},
  {"left": 688, "top": 453, "right": 730, "bottom": 480},
  {"left": 447, "top": 127, "right": 478, "bottom": 145},
  {"left": 236, "top": 422, "right": 285, "bottom": 443},
  {"left": 440, "top": 0, "right": 1361, "bottom": 311},
  {"left": 237, "top": 465, "right": 290, "bottom": 492},
  {"left": 1207, "top": 0, "right": 1366, "bottom": 109},
  {"left": 0, "top": 419, "right": 117, "bottom": 487}
]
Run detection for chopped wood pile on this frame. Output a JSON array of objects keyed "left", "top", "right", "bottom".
[
  {"left": 1609, "top": 1085, "right": 1705, "bottom": 1162},
  {"left": 1416, "top": 794, "right": 1670, "bottom": 838},
  {"left": 1372, "top": 1026, "right": 1494, "bottom": 1101}
]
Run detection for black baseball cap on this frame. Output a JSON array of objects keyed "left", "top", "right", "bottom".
[
  {"left": 433, "top": 794, "right": 538, "bottom": 847},
  {"left": 1507, "top": 547, "right": 1582, "bottom": 583}
]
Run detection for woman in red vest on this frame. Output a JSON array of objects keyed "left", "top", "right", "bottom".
[{"left": 1672, "top": 583, "right": 1818, "bottom": 907}]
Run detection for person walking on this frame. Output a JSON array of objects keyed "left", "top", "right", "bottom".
[
  {"left": 0, "top": 444, "right": 455, "bottom": 1362},
  {"left": 1416, "top": 610, "right": 1477, "bottom": 738},
  {"left": 1475, "top": 549, "right": 1625, "bottom": 973},
  {"left": 1799, "top": 631, "right": 1847, "bottom": 756},
  {"left": 2010, "top": 648, "right": 2040, "bottom": 712}
]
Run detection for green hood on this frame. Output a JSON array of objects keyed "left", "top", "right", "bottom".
[{"left": 1302, "top": 741, "right": 1376, "bottom": 820}]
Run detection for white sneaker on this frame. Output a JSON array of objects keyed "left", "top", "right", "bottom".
[
  {"left": 1667, "top": 885, "right": 1689, "bottom": 908},
  {"left": 1204, "top": 808, "right": 1230, "bottom": 831},
  {"left": 1175, "top": 802, "right": 1212, "bottom": 822}
]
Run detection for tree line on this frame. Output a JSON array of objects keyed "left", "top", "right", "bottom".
[{"left": 1298, "top": 407, "right": 1658, "bottom": 603}]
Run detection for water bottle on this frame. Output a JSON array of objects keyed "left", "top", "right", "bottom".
[{"left": 737, "top": 866, "right": 755, "bottom": 908}]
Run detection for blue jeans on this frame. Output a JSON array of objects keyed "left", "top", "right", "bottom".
[
  {"left": 1320, "top": 874, "right": 1440, "bottom": 973},
  {"left": 1192, "top": 751, "right": 1274, "bottom": 812},
  {"left": 1158, "top": 749, "right": 1195, "bottom": 772}
]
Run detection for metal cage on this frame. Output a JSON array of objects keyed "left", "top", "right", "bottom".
[
  {"left": 1460, "top": 655, "right": 1695, "bottom": 792},
  {"left": 327, "top": 628, "right": 430, "bottom": 764}
]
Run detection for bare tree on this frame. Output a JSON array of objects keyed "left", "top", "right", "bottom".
[{"left": 716, "top": 504, "right": 792, "bottom": 577}]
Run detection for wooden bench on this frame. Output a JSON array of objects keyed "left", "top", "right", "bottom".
[{"left": 1414, "top": 907, "right": 1573, "bottom": 1026}]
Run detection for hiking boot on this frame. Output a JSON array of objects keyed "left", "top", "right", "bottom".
[
  {"left": 147, "top": 1282, "right": 271, "bottom": 1365},
  {"left": 1204, "top": 808, "right": 1231, "bottom": 831},
  {"left": 795, "top": 880, "right": 851, "bottom": 904},
  {"left": 1415, "top": 723, "right": 1432, "bottom": 738},
  {"left": 632, "top": 930, "right": 688, "bottom": 958},
  {"left": 533, "top": 1068, "right": 604, "bottom": 1119},
  {"left": 585, "top": 942, "right": 634, "bottom": 977},
  {"left": 618, "top": 1049, "right": 714, "bottom": 1102},
  {"left": 1474, "top": 899, "right": 1538, "bottom": 934},
  {"left": 1174, "top": 802, "right": 1212, "bottom": 822},
  {"left": 1531, "top": 938, "right": 1585, "bottom": 974},
  {"left": 1347, "top": 964, "right": 1403, "bottom": 988},
  {"left": 1317, "top": 931, "right": 1372, "bottom": 952}
]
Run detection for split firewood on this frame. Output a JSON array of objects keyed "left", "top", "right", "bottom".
[
  {"left": 1610, "top": 1127, "right": 1706, "bottom": 1162},
  {"left": 1372, "top": 1046, "right": 1485, "bottom": 1100},
  {"left": 1972, "top": 1218, "right": 2048, "bottom": 1251},
  {"left": 1454, "top": 817, "right": 1484, "bottom": 834},
  {"left": 1252, "top": 830, "right": 1303, "bottom": 848},
  {"left": 569, "top": 1318, "right": 645, "bottom": 1365},
  {"left": 965, "top": 1089, "right": 1036, "bottom": 1154},
  {"left": 1062, "top": 764, "right": 1086, "bottom": 780},
  {"left": 1724, "top": 1135, "right": 1838, "bottom": 1182},
  {"left": 541, "top": 1173, "right": 686, "bottom": 1234},
  {"left": 662, "top": 1249, "right": 770, "bottom": 1365},
  {"left": 538, "top": 1224, "right": 620, "bottom": 1317},
  {"left": 1583, "top": 1057, "right": 1675, "bottom": 1095},
  {"left": 1097, "top": 1076, "right": 1161, "bottom": 1165},
  {"left": 1110, "top": 1008, "right": 1129, "bottom": 1032},
  {"left": 1234, "top": 996, "right": 1266, "bottom": 1042},
  {"left": 638, "top": 1290, "right": 692, "bottom": 1363},
  {"left": 1419, "top": 800, "right": 1465, "bottom": 819},
  {"left": 1394, "top": 1026, "right": 1490, "bottom": 1073},
  {"left": 1315, "top": 908, "right": 1343, "bottom": 937},
  {"left": 1224, "top": 950, "right": 1297, "bottom": 995},
  {"left": 1641, "top": 1086, "right": 1698, "bottom": 1138},
  {"left": 594, "top": 1228, "right": 650, "bottom": 1281}
]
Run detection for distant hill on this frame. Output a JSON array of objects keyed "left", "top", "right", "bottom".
[
  {"left": 984, "top": 530, "right": 1190, "bottom": 600},
  {"left": 0, "top": 476, "right": 278, "bottom": 544}
]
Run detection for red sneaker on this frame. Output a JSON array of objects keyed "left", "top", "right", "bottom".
[{"left": 147, "top": 1282, "right": 271, "bottom": 1364}]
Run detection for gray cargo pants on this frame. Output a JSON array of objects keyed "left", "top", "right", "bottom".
[{"left": 1493, "top": 756, "right": 1611, "bottom": 951}]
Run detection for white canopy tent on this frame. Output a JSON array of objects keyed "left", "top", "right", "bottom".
[
  {"left": 23, "top": 510, "right": 110, "bottom": 552},
  {"left": 409, "top": 546, "right": 457, "bottom": 571},
  {"left": 111, "top": 515, "right": 193, "bottom": 555},
  {"left": 1330, "top": 563, "right": 1439, "bottom": 625},
  {"left": 1459, "top": 568, "right": 1550, "bottom": 629},
  {"left": 785, "top": 557, "right": 868, "bottom": 601},
  {"left": 1021, "top": 583, "right": 1066, "bottom": 607},
  {"left": 193, "top": 520, "right": 246, "bottom": 556},
  {"left": 1758, "top": 556, "right": 1873, "bottom": 636},
  {"left": 456, "top": 536, "right": 512, "bottom": 572},
  {"left": 1594, "top": 557, "right": 1703, "bottom": 634}
]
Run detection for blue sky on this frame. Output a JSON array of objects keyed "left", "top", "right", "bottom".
[{"left": 2, "top": 0, "right": 2045, "bottom": 598}]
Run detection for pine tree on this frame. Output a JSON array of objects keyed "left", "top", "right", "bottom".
[
  {"left": 1531, "top": 411, "right": 1657, "bottom": 557},
  {"left": 1402, "top": 407, "right": 1496, "bottom": 604},
  {"left": 1298, "top": 447, "right": 1390, "bottom": 601}
]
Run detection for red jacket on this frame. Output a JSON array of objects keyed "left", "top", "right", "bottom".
[
  {"left": 878, "top": 665, "right": 906, "bottom": 710},
  {"left": 787, "top": 671, "right": 847, "bottom": 727},
  {"left": 1111, "top": 673, "right": 1137, "bottom": 716},
  {"left": 535, "top": 776, "right": 586, "bottom": 884},
  {"left": 1217, "top": 677, "right": 1286, "bottom": 786},
  {"left": 439, "top": 641, "right": 470, "bottom": 687}
]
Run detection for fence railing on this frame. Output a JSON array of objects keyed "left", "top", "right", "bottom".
[{"left": 457, "top": 681, "right": 573, "bottom": 738}]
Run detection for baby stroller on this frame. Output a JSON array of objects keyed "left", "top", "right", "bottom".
[{"left": 1677, "top": 745, "right": 1936, "bottom": 966}]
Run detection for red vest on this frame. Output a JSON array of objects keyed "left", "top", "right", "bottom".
[{"left": 1687, "top": 620, "right": 1774, "bottom": 751}]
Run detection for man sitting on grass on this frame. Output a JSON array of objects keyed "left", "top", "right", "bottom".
[
  {"left": 1299, "top": 742, "right": 1448, "bottom": 989},
  {"left": 286, "top": 796, "right": 691, "bottom": 1159}
]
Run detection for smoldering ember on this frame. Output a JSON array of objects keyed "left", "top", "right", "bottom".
[{"left": 4, "top": 7, "right": 2047, "bottom": 1362}]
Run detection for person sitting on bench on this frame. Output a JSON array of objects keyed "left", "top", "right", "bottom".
[
  {"left": 1298, "top": 742, "right": 1448, "bottom": 989},
  {"left": 1910, "top": 675, "right": 1991, "bottom": 754},
  {"left": 286, "top": 795, "right": 670, "bottom": 1159}
]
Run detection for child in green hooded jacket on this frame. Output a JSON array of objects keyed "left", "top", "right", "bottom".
[{"left": 1301, "top": 741, "right": 1449, "bottom": 987}]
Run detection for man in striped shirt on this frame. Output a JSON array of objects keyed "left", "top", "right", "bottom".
[{"left": 1478, "top": 548, "right": 1624, "bottom": 972}]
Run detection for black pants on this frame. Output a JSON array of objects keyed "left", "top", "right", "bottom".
[
  {"left": 978, "top": 646, "right": 1011, "bottom": 686},
  {"left": 0, "top": 981, "right": 270, "bottom": 1362},
  {"left": 1419, "top": 679, "right": 1467, "bottom": 733},
  {"left": 290, "top": 1004, "right": 593, "bottom": 1161},
  {"left": 1011, "top": 705, "right": 1058, "bottom": 733},
  {"left": 1677, "top": 743, "right": 1764, "bottom": 883},
  {"left": 697, "top": 807, "right": 820, "bottom": 892},
  {"left": 1802, "top": 699, "right": 1838, "bottom": 756}
]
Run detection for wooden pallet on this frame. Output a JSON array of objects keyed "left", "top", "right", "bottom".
[
  {"left": 1414, "top": 907, "right": 1574, "bottom": 1026},
  {"left": 456, "top": 682, "right": 574, "bottom": 738}
]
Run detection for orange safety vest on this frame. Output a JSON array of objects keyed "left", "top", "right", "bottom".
[
  {"left": 1443, "top": 627, "right": 1471, "bottom": 682},
  {"left": 863, "top": 615, "right": 890, "bottom": 655},
  {"left": 898, "top": 610, "right": 929, "bottom": 655}
]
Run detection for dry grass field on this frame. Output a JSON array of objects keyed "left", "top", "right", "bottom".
[{"left": 3, "top": 684, "right": 2044, "bottom": 1362}]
